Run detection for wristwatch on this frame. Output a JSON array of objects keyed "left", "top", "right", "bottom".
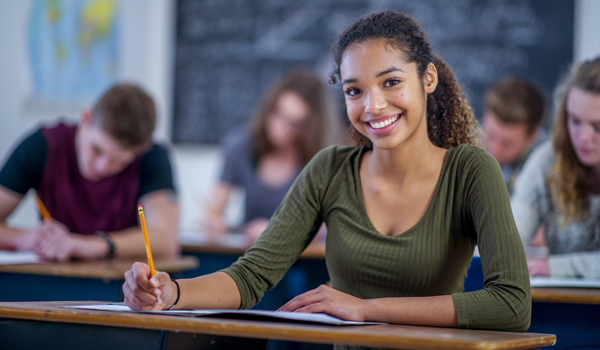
[{"left": 95, "top": 231, "right": 116, "bottom": 260}]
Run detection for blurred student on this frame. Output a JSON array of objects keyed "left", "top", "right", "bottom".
[
  {"left": 203, "top": 68, "right": 342, "bottom": 241},
  {"left": 482, "top": 76, "right": 547, "bottom": 194},
  {"left": 512, "top": 57, "right": 600, "bottom": 278},
  {"left": 0, "top": 83, "right": 179, "bottom": 261}
]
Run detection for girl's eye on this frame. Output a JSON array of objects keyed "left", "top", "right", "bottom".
[
  {"left": 345, "top": 87, "right": 361, "bottom": 96},
  {"left": 568, "top": 116, "right": 581, "bottom": 126},
  {"left": 384, "top": 79, "right": 400, "bottom": 87}
]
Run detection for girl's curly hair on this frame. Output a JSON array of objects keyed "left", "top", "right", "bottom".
[{"left": 329, "top": 10, "right": 481, "bottom": 148}]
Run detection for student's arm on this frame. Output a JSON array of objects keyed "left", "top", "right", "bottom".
[
  {"left": 0, "top": 186, "right": 40, "bottom": 250},
  {"left": 123, "top": 263, "right": 240, "bottom": 311},
  {"left": 202, "top": 182, "right": 231, "bottom": 234},
  {"left": 279, "top": 285, "right": 457, "bottom": 326},
  {"left": 110, "top": 189, "right": 179, "bottom": 258},
  {"left": 35, "top": 189, "right": 179, "bottom": 260},
  {"left": 123, "top": 146, "right": 337, "bottom": 311},
  {"left": 203, "top": 130, "right": 246, "bottom": 235},
  {"left": 0, "top": 130, "right": 47, "bottom": 250},
  {"left": 510, "top": 143, "right": 552, "bottom": 245},
  {"left": 546, "top": 251, "right": 600, "bottom": 279}
]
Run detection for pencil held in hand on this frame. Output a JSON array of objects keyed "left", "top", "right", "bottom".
[
  {"left": 35, "top": 194, "right": 52, "bottom": 222},
  {"left": 138, "top": 205, "right": 156, "bottom": 277}
]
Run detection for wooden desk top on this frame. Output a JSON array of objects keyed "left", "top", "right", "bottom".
[
  {"left": 531, "top": 287, "right": 600, "bottom": 305},
  {"left": 0, "top": 301, "right": 555, "bottom": 350},
  {"left": 0, "top": 256, "right": 199, "bottom": 280},
  {"left": 180, "top": 231, "right": 325, "bottom": 259}
]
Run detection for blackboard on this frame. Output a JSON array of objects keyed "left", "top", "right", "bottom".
[{"left": 172, "top": 0, "right": 574, "bottom": 144}]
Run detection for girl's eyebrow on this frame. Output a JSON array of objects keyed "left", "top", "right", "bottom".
[
  {"left": 342, "top": 67, "right": 403, "bottom": 85},
  {"left": 376, "top": 67, "right": 402, "bottom": 77}
]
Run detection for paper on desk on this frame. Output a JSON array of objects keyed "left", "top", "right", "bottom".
[
  {"left": 64, "top": 304, "right": 383, "bottom": 325},
  {"left": 0, "top": 250, "right": 42, "bottom": 265},
  {"left": 530, "top": 276, "right": 600, "bottom": 288}
]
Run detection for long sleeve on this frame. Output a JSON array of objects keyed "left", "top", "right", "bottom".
[
  {"left": 220, "top": 147, "right": 336, "bottom": 309},
  {"left": 549, "top": 251, "right": 600, "bottom": 278},
  {"left": 452, "top": 148, "right": 531, "bottom": 331},
  {"left": 510, "top": 143, "right": 552, "bottom": 245}
]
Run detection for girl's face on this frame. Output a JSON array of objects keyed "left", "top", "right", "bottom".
[
  {"left": 567, "top": 87, "right": 600, "bottom": 167},
  {"left": 267, "top": 91, "right": 310, "bottom": 149},
  {"left": 340, "top": 39, "right": 437, "bottom": 150}
]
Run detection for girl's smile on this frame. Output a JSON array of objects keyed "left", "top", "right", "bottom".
[{"left": 364, "top": 113, "right": 402, "bottom": 135}]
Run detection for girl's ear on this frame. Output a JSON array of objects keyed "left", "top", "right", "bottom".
[{"left": 423, "top": 63, "right": 438, "bottom": 94}]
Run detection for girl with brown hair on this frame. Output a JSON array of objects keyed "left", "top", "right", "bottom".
[
  {"left": 124, "top": 11, "right": 530, "bottom": 333},
  {"left": 512, "top": 57, "right": 600, "bottom": 279},
  {"left": 203, "top": 68, "right": 342, "bottom": 241}
]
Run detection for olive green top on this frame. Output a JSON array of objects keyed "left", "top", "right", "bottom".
[{"left": 222, "top": 144, "right": 531, "bottom": 331}]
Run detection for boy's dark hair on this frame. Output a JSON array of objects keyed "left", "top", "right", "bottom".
[
  {"left": 484, "top": 76, "right": 547, "bottom": 135},
  {"left": 91, "top": 83, "right": 156, "bottom": 149},
  {"left": 330, "top": 10, "right": 481, "bottom": 148}
]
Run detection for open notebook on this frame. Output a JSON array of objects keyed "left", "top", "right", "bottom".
[{"left": 63, "top": 303, "right": 384, "bottom": 326}]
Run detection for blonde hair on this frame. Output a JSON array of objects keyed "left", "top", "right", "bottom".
[{"left": 549, "top": 57, "right": 600, "bottom": 223}]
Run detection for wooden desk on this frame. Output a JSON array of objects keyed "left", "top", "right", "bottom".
[
  {"left": 531, "top": 287, "right": 600, "bottom": 305},
  {"left": 529, "top": 287, "right": 600, "bottom": 349},
  {"left": 0, "top": 301, "right": 556, "bottom": 350},
  {"left": 180, "top": 232, "right": 326, "bottom": 259},
  {"left": 0, "top": 256, "right": 198, "bottom": 302}
]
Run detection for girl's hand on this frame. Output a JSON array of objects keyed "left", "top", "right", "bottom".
[
  {"left": 527, "top": 258, "right": 550, "bottom": 277},
  {"left": 277, "top": 284, "right": 368, "bottom": 322},
  {"left": 123, "top": 262, "right": 178, "bottom": 311}
]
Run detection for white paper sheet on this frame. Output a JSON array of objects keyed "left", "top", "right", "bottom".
[
  {"left": 530, "top": 276, "right": 600, "bottom": 288},
  {"left": 63, "top": 303, "right": 383, "bottom": 325},
  {"left": 0, "top": 250, "right": 42, "bottom": 265}
]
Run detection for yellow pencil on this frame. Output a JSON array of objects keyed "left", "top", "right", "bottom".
[
  {"left": 35, "top": 194, "right": 52, "bottom": 223},
  {"left": 138, "top": 204, "right": 155, "bottom": 277}
]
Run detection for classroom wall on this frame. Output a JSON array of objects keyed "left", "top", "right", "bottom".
[{"left": 1, "top": 0, "right": 599, "bottom": 233}]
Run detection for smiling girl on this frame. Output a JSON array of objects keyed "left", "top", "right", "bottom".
[{"left": 123, "top": 11, "right": 531, "bottom": 333}]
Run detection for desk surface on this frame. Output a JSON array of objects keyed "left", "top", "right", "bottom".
[
  {"left": 531, "top": 287, "right": 600, "bottom": 305},
  {"left": 0, "top": 256, "right": 198, "bottom": 280},
  {"left": 0, "top": 301, "right": 555, "bottom": 350},
  {"left": 180, "top": 231, "right": 325, "bottom": 259}
]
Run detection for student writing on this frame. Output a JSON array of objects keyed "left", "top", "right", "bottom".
[
  {"left": 123, "top": 11, "right": 531, "bottom": 335},
  {"left": 0, "top": 84, "right": 179, "bottom": 261},
  {"left": 512, "top": 57, "right": 600, "bottom": 278},
  {"left": 203, "top": 68, "right": 342, "bottom": 241}
]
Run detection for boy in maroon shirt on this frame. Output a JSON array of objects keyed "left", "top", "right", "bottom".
[{"left": 0, "top": 84, "right": 179, "bottom": 261}]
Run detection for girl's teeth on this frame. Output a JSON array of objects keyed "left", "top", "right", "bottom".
[{"left": 370, "top": 116, "right": 398, "bottom": 129}]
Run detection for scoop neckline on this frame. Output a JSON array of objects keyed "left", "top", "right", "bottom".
[{"left": 353, "top": 146, "right": 455, "bottom": 238}]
